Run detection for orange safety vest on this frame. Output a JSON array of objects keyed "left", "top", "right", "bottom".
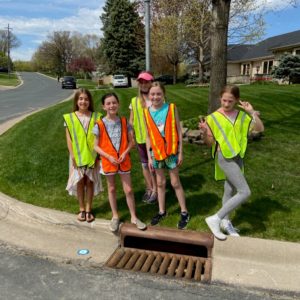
[
  {"left": 144, "top": 103, "right": 179, "bottom": 161},
  {"left": 96, "top": 117, "right": 131, "bottom": 174}
]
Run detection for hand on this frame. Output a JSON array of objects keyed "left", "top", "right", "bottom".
[
  {"left": 118, "top": 152, "right": 127, "bottom": 163},
  {"left": 148, "top": 158, "right": 154, "bottom": 172},
  {"left": 108, "top": 155, "right": 119, "bottom": 165},
  {"left": 177, "top": 151, "right": 183, "bottom": 166},
  {"left": 199, "top": 118, "right": 208, "bottom": 136},
  {"left": 238, "top": 100, "right": 254, "bottom": 114}
]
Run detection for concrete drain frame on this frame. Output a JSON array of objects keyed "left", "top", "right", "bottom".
[{"left": 105, "top": 224, "right": 214, "bottom": 282}]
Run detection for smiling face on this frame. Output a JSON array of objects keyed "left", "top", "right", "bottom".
[
  {"left": 138, "top": 79, "right": 152, "bottom": 94},
  {"left": 77, "top": 93, "right": 90, "bottom": 113},
  {"left": 220, "top": 92, "right": 238, "bottom": 112},
  {"left": 149, "top": 85, "right": 164, "bottom": 109},
  {"left": 102, "top": 95, "right": 119, "bottom": 117}
]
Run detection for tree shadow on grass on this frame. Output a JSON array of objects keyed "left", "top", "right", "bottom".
[{"left": 232, "top": 196, "right": 290, "bottom": 236}]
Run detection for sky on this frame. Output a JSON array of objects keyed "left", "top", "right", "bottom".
[{"left": 0, "top": 0, "right": 299, "bottom": 61}]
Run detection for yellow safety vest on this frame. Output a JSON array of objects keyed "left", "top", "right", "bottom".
[
  {"left": 131, "top": 96, "right": 147, "bottom": 144},
  {"left": 63, "top": 112, "right": 102, "bottom": 167},
  {"left": 206, "top": 110, "right": 251, "bottom": 180}
]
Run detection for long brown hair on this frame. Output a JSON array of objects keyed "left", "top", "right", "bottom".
[
  {"left": 220, "top": 85, "right": 240, "bottom": 99},
  {"left": 72, "top": 88, "right": 94, "bottom": 112}
]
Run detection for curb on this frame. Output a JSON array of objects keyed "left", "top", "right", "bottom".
[{"left": 0, "top": 94, "right": 300, "bottom": 295}]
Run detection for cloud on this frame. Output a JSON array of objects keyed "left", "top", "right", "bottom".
[{"left": 254, "top": 0, "right": 299, "bottom": 11}]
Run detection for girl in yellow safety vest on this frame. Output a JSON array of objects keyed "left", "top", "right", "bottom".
[
  {"left": 64, "top": 88, "right": 103, "bottom": 223},
  {"left": 129, "top": 71, "right": 158, "bottom": 204},
  {"left": 144, "top": 82, "right": 190, "bottom": 230},
  {"left": 199, "top": 85, "right": 264, "bottom": 240},
  {"left": 93, "top": 93, "right": 146, "bottom": 232}
]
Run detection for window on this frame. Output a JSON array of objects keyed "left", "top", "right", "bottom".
[
  {"left": 295, "top": 49, "right": 300, "bottom": 55},
  {"left": 263, "top": 60, "right": 273, "bottom": 74},
  {"left": 242, "top": 64, "right": 250, "bottom": 75}
]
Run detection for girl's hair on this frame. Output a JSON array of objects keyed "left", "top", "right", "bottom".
[
  {"left": 73, "top": 88, "right": 94, "bottom": 112},
  {"left": 150, "top": 81, "right": 166, "bottom": 95},
  {"left": 220, "top": 85, "right": 240, "bottom": 99},
  {"left": 101, "top": 92, "right": 120, "bottom": 105}
]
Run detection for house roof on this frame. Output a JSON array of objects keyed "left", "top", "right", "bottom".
[{"left": 228, "top": 30, "right": 300, "bottom": 62}]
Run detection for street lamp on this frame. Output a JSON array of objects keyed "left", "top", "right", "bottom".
[{"left": 144, "top": 0, "right": 151, "bottom": 71}]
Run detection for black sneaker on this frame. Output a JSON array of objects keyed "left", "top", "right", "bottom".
[
  {"left": 151, "top": 211, "right": 167, "bottom": 225},
  {"left": 177, "top": 212, "right": 190, "bottom": 229}
]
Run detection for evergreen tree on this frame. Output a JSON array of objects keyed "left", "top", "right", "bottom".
[
  {"left": 272, "top": 54, "right": 300, "bottom": 84},
  {"left": 100, "top": 0, "right": 145, "bottom": 78}
]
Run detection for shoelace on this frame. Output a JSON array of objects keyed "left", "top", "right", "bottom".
[{"left": 225, "top": 221, "right": 239, "bottom": 234}]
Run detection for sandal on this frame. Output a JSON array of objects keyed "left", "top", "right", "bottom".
[
  {"left": 77, "top": 211, "right": 86, "bottom": 222},
  {"left": 86, "top": 211, "right": 95, "bottom": 223}
]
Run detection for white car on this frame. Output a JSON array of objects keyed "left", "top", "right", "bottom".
[{"left": 113, "top": 74, "right": 128, "bottom": 88}]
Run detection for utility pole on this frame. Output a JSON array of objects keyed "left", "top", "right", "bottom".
[
  {"left": 144, "top": 0, "right": 151, "bottom": 71},
  {"left": 6, "top": 24, "right": 11, "bottom": 78}
]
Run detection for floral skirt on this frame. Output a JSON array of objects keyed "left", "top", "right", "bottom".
[{"left": 66, "top": 158, "right": 103, "bottom": 196}]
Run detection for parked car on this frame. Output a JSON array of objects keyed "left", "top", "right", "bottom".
[
  {"left": 61, "top": 76, "right": 76, "bottom": 89},
  {"left": 112, "top": 74, "right": 128, "bottom": 88},
  {"left": 0, "top": 67, "right": 8, "bottom": 73},
  {"left": 155, "top": 75, "right": 173, "bottom": 85}
]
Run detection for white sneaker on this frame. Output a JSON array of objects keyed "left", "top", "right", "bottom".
[
  {"left": 109, "top": 218, "right": 120, "bottom": 232},
  {"left": 220, "top": 219, "right": 240, "bottom": 237},
  {"left": 205, "top": 215, "right": 227, "bottom": 240}
]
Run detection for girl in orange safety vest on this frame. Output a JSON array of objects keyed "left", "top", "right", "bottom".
[
  {"left": 144, "top": 82, "right": 190, "bottom": 230},
  {"left": 93, "top": 93, "right": 146, "bottom": 232}
]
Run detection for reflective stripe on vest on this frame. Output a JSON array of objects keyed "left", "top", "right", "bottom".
[
  {"left": 207, "top": 110, "right": 251, "bottom": 180},
  {"left": 144, "top": 103, "right": 179, "bottom": 161},
  {"left": 96, "top": 117, "right": 131, "bottom": 174},
  {"left": 131, "top": 96, "right": 147, "bottom": 144},
  {"left": 64, "top": 112, "right": 101, "bottom": 167}
]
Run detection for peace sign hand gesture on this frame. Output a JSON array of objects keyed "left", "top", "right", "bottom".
[{"left": 238, "top": 100, "right": 255, "bottom": 114}]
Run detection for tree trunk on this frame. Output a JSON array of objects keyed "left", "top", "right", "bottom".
[
  {"left": 173, "top": 63, "right": 177, "bottom": 84},
  {"left": 208, "top": 0, "right": 231, "bottom": 113},
  {"left": 198, "top": 46, "right": 204, "bottom": 83}
]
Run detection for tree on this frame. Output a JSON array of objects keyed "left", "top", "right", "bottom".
[
  {"left": 272, "top": 54, "right": 300, "bottom": 84},
  {"left": 208, "top": 0, "right": 231, "bottom": 113},
  {"left": 100, "top": 0, "right": 145, "bottom": 79},
  {"left": 68, "top": 56, "right": 96, "bottom": 79},
  {"left": 0, "top": 30, "right": 21, "bottom": 54}
]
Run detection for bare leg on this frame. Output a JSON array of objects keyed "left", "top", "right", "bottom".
[
  {"left": 120, "top": 173, "right": 137, "bottom": 222},
  {"left": 106, "top": 175, "right": 119, "bottom": 219},
  {"left": 155, "top": 169, "right": 166, "bottom": 213},
  {"left": 85, "top": 176, "right": 94, "bottom": 213},
  {"left": 77, "top": 177, "right": 86, "bottom": 212},
  {"left": 169, "top": 167, "right": 187, "bottom": 212}
]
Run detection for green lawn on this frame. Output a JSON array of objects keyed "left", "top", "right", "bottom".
[
  {"left": 0, "top": 72, "right": 19, "bottom": 86},
  {"left": 0, "top": 84, "right": 299, "bottom": 242}
]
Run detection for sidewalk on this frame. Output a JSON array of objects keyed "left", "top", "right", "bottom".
[{"left": 0, "top": 116, "right": 300, "bottom": 295}]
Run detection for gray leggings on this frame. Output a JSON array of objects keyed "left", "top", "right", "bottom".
[{"left": 216, "top": 152, "right": 251, "bottom": 220}]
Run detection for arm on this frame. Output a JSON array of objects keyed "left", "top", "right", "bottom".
[
  {"left": 175, "top": 107, "right": 183, "bottom": 166},
  {"left": 129, "top": 108, "right": 134, "bottom": 127},
  {"left": 65, "top": 128, "right": 77, "bottom": 167},
  {"left": 238, "top": 100, "right": 264, "bottom": 132}
]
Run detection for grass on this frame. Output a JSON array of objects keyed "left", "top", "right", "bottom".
[
  {"left": 0, "top": 72, "right": 19, "bottom": 86},
  {"left": 0, "top": 84, "right": 299, "bottom": 242}
]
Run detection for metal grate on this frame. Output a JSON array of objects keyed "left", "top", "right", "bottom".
[{"left": 106, "top": 247, "right": 212, "bottom": 282}]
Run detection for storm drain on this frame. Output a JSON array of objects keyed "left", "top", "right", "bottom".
[{"left": 105, "top": 224, "right": 214, "bottom": 282}]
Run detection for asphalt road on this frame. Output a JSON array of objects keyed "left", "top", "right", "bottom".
[
  {"left": 0, "top": 72, "right": 74, "bottom": 124},
  {"left": 0, "top": 243, "right": 290, "bottom": 300}
]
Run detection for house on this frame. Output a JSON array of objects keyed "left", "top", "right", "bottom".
[{"left": 227, "top": 30, "right": 300, "bottom": 84}]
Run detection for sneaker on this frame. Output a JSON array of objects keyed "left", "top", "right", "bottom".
[
  {"left": 151, "top": 211, "right": 167, "bottom": 226},
  {"left": 177, "top": 212, "right": 190, "bottom": 230},
  {"left": 142, "top": 190, "right": 152, "bottom": 203},
  {"left": 205, "top": 215, "right": 227, "bottom": 240},
  {"left": 220, "top": 219, "right": 240, "bottom": 237},
  {"left": 146, "top": 191, "right": 158, "bottom": 204},
  {"left": 132, "top": 218, "right": 147, "bottom": 230},
  {"left": 109, "top": 218, "right": 120, "bottom": 232}
]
